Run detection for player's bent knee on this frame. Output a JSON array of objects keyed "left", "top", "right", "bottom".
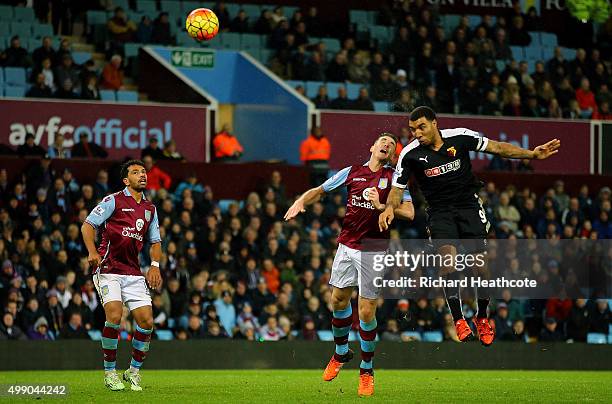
[
  {"left": 138, "top": 317, "right": 154, "bottom": 330},
  {"left": 358, "top": 300, "right": 377, "bottom": 322}
]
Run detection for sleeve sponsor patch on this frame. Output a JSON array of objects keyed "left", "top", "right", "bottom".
[{"left": 92, "top": 206, "right": 105, "bottom": 216}]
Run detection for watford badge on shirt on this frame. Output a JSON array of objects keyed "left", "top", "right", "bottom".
[
  {"left": 447, "top": 146, "right": 457, "bottom": 157},
  {"left": 378, "top": 178, "right": 388, "bottom": 189}
]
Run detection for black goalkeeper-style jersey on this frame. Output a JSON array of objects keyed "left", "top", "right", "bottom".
[{"left": 392, "top": 127, "right": 489, "bottom": 210}]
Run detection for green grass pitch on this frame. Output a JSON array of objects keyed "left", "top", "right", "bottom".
[{"left": 1, "top": 370, "right": 611, "bottom": 402}]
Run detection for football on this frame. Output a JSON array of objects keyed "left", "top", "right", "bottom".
[{"left": 185, "top": 8, "right": 219, "bottom": 41}]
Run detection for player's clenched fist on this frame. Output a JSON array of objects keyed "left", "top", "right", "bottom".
[
  {"left": 147, "top": 265, "right": 163, "bottom": 290},
  {"left": 87, "top": 252, "right": 101, "bottom": 269}
]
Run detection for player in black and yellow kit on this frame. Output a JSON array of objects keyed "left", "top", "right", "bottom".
[{"left": 379, "top": 106, "right": 561, "bottom": 345}]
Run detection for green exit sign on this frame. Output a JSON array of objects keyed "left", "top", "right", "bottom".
[{"left": 170, "top": 49, "right": 215, "bottom": 68}]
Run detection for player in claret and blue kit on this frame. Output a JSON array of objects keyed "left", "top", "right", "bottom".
[
  {"left": 284, "top": 133, "right": 414, "bottom": 397},
  {"left": 81, "top": 159, "right": 163, "bottom": 392}
]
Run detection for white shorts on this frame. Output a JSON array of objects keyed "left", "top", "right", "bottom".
[
  {"left": 329, "top": 243, "right": 385, "bottom": 299},
  {"left": 93, "top": 273, "right": 151, "bottom": 311}
]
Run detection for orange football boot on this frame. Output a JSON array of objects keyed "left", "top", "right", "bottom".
[
  {"left": 358, "top": 373, "right": 374, "bottom": 397},
  {"left": 455, "top": 318, "right": 473, "bottom": 342},
  {"left": 322, "top": 350, "right": 353, "bottom": 381},
  {"left": 473, "top": 317, "right": 495, "bottom": 346}
]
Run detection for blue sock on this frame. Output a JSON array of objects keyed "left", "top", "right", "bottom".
[{"left": 332, "top": 305, "right": 353, "bottom": 357}]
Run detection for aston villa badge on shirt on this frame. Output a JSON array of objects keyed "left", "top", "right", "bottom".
[
  {"left": 145, "top": 210, "right": 151, "bottom": 222},
  {"left": 378, "top": 178, "right": 388, "bottom": 189}
]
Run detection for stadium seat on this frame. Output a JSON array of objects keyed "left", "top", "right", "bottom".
[
  {"left": 542, "top": 47, "right": 554, "bottom": 61},
  {"left": 181, "top": 1, "right": 200, "bottom": 14},
  {"left": 10, "top": 22, "right": 32, "bottom": 38},
  {"left": 160, "top": 0, "right": 181, "bottom": 15},
  {"left": 443, "top": 15, "right": 461, "bottom": 31},
  {"left": 524, "top": 46, "right": 542, "bottom": 61},
  {"left": 258, "top": 48, "right": 273, "bottom": 65},
  {"left": 4, "top": 67, "right": 26, "bottom": 86},
  {"left": 608, "top": 334, "right": 612, "bottom": 344},
  {"left": 241, "top": 4, "right": 261, "bottom": 19},
  {"left": 176, "top": 31, "right": 191, "bottom": 46},
  {"left": 321, "top": 38, "right": 340, "bottom": 53},
  {"left": 167, "top": 318, "right": 176, "bottom": 329},
  {"left": 495, "top": 60, "right": 506, "bottom": 72},
  {"left": 221, "top": 32, "right": 241, "bottom": 49},
  {"left": 100, "top": 90, "right": 116, "bottom": 101},
  {"left": 137, "top": 0, "right": 158, "bottom": 13},
  {"left": 0, "top": 5, "right": 13, "bottom": 19},
  {"left": 4, "top": 86, "right": 26, "bottom": 97},
  {"left": 13, "top": 6, "right": 35, "bottom": 21},
  {"left": 528, "top": 32, "right": 540, "bottom": 45},
  {"left": 117, "top": 90, "right": 139, "bottom": 102},
  {"left": 286, "top": 80, "right": 305, "bottom": 91},
  {"left": 86, "top": 10, "right": 108, "bottom": 25},
  {"left": 317, "top": 330, "right": 334, "bottom": 341},
  {"left": 527, "top": 60, "right": 536, "bottom": 74},
  {"left": 32, "top": 23, "right": 53, "bottom": 38},
  {"left": 587, "top": 333, "right": 607, "bottom": 344},
  {"left": 88, "top": 330, "right": 102, "bottom": 341},
  {"left": 510, "top": 46, "right": 524, "bottom": 61},
  {"left": 346, "top": 83, "right": 360, "bottom": 99},
  {"left": 241, "top": 33, "right": 263, "bottom": 49},
  {"left": 284, "top": 6, "right": 300, "bottom": 18},
  {"left": 72, "top": 51, "right": 92, "bottom": 65},
  {"left": 467, "top": 15, "right": 481, "bottom": 28},
  {"left": 113, "top": 0, "right": 130, "bottom": 10},
  {"left": 401, "top": 331, "right": 422, "bottom": 341},
  {"left": 124, "top": 42, "right": 141, "bottom": 58},
  {"left": 305, "top": 81, "right": 324, "bottom": 98},
  {"left": 540, "top": 32, "right": 558, "bottom": 47},
  {"left": 560, "top": 47, "right": 576, "bottom": 60},
  {"left": 217, "top": 199, "right": 237, "bottom": 213},
  {"left": 349, "top": 10, "right": 369, "bottom": 25},
  {"left": 245, "top": 48, "right": 261, "bottom": 62},
  {"left": 370, "top": 25, "right": 392, "bottom": 44},
  {"left": 422, "top": 331, "right": 443, "bottom": 342},
  {"left": 374, "top": 101, "right": 389, "bottom": 112},
  {"left": 326, "top": 82, "right": 343, "bottom": 98},
  {"left": 225, "top": 3, "right": 241, "bottom": 18},
  {"left": 0, "top": 24, "right": 9, "bottom": 37},
  {"left": 155, "top": 330, "right": 174, "bottom": 340},
  {"left": 0, "top": 68, "right": 4, "bottom": 86}
]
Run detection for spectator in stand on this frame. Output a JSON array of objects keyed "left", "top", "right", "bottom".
[
  {"left": 330, "top": 86, "right": 352, "bottom": 110},
  {"left": 459, "top": 78, "right": 480, "bottom": 114},
  {"left": 161, "top": 140, "right": 186, "bottom": 161},
  {"left": 59, "top": 312, "right": 89, "bottom": 339},
  {"left": 254, "top": 9, "right": 274, "bottom": 35},
  {"left": 71, "top": 133, "right": 109, "bottom": 158},
  {"left": 32, "top": 37, "right": 56, "bottom": 69},
  {"left": 566, "top": 298, "right": 590, "bottom": 342},
  {"left": 481, "top": 91, "right": 502, "bottom": 115},
  {"left": 54, "top": 55, "right": 80, "bottom": 90},
  {"left": 214, "top": 2, "right": 232, "bottom": 32},
  {"left": 28, "top": 316, "right": 54, "bottom": 340},
  {"left": 136, "top": 16, "right": 153, "bottom": 44},
  {"left": 141, "top": 137, "right": 165, "bottom": 160},
  {"left": 54, "top": 79, "right": 79, "bottom": 99},
  {"left": 368, "top": 51, "right": 387, "bottom": 84},
  {"left": 503, "top": 93, "right": 523, "bottom": 117},
  {"left": 26, "top": 73, "right": 53, "bottom": 98},
  {"left": 391, "top": 89, "right": 415, "bottom": 113},
  {"left": 575, "top": 78, "right": 598, "bottom": 119},
  {"left": 539, "top": 317, "right": 564, "bottom": 341},
  {"left": 352, "top": 87, "right": 374, "bottom": 111},
  {"left": 589, "top": 299, "right": 610, "bottom": 334},
  {"left": 107, "top": 7, "right": 137, "bottom": 47},
  {"left": 80, "top": 75, "right": 101, "bottom": 100},
  {"left": 371, "top": 68, "right": 401, "bottom": 102},
  {"left": 494, "top": 28, "right": 512, "bottom": 60},
  {"left": 230, "top": 9, "right": 250, "bottom": 33},
  {"left": 299, "top": 126, "right": 330, "bottom": 186},
  {"left": 1, "top": 36, "right": 30, "bottom": 68},
  {"left": 492, "top": 303, "right": 514, "bottom": 340},
  {"left": 0, "top": 312, "right": 27, "bottom": 340},
  {"left": 143, "top": 155, "right": 172, "bottom": 192},
  {"left": 435, "top": 55, "right": 461, "bottom": 112},
  {"left": 32, "top": 57, "right": 56, "bottom": 92},
  {"left": 325, "top": 52, "right": 349, "bottom": 83},
  {"left": 509, "top": 16, "right": 531, "bottom": 46},
  {"left": 421, "top": 85, "right": 439, "bottom": 110},
  {"left": 347, "top": 53, "right": 370, "bottom": 84},
  {"left": 311, "top": 85, "right": 331, "bottom": 109},
  {"left": 101, "top": 54, "right": 124, "bottom": 90},
  {"left": 151, "top": 12, "right": 174, "bottom": 45},
  {"left": 53, "top": 39, "right": 72, "bottom": 66},
  {"left": 47, "top": 134, "right": 71, "bottom": 159},
  {"left": 17, "top": 133, "right": 46, "bottom": 158},
  {"left": 595, "top": 101, "right": 612, "bottom": 120},
  {"left": 303, "top": 51, "right": 325, "bottom": 82},
  {"left": 213, "top": 124, "right": 244, "bottom": 162}
]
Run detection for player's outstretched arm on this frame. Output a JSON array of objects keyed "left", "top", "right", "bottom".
[
  {"left": 283, "top": 186, "right": 325, "bottom": 221},
  {"left": 485, "top": 139, "right": 561, "bottom": 159}
]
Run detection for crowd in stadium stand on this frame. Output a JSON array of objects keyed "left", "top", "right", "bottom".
[
  {"left": 2, "top": 1, "right": 611, "bottom": 119},
  {"left": 0, "top": 138, "right": 610, "bottom": 341}
]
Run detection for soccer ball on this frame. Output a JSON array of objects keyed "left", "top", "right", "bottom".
[{"left": 186, "top": 8, "right": 219, "bottom": 41}]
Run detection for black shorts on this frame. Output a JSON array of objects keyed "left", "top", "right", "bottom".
[{"left": 427, "top": 203, "right": 490, "bottom": 252}]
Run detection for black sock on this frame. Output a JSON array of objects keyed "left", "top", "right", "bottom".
[
  {"left": 447, "top": 297, "right": 463, "bottom": 322},
  {"left": 477, "top": 298, "right": 489, "bottom": 319}
]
